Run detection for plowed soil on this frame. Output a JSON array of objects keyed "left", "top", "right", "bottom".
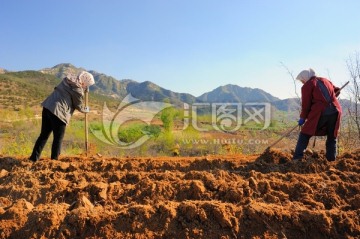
[{"left": 0, "top": 149, "right": 359, "bottom": 239}]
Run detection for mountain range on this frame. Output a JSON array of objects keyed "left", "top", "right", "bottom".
[
  {"left": 39, "top": 63, "right": 302, "bottom": 110},
  {"left": 0, "top": 63, "right": 312, "bottom": 113}
]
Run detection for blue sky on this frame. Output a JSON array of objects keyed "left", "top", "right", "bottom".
[{"left": 1, "top": 0, "right": 360, "bottom": 99}]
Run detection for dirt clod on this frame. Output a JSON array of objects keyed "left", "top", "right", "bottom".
[{"left": 0, "top": 152, "right": 359, "bottom": 238}]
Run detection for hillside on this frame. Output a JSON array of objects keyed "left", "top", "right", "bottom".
[
  {"left": 0, "top": 63, "right": 355, "bottom": 115},
  {"left": 126, "top": 81, "right": 199, "bottom": 106},
  {"left": 0, "top": 70, "right": 118, "bottom": 111},
  {"left": 198, "top": 84, "right": 280, "bottom": 103},
  {"left": 40, "top": 63, "right": 129, "bottom": 99},
  {"left": 0, "top": 71, "right": 61, "bottom": 110}
]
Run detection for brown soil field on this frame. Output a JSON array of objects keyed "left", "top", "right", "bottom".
[{"left": 0, "top": 149, "right": 359, "bottom": 239}]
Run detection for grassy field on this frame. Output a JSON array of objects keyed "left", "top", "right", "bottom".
[{"left": 2, "top": 106, "right": 357, "bottom": 159}]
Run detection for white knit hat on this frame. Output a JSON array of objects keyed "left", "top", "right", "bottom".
[
  {"left": 296, "top": 68, "right": 316, "bottom": 83},
  {"left": 78, "top": 71, "right": 95, "bottom": 87}
]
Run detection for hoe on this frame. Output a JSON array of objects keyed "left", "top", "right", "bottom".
[
  {"left": 265, "top": 81, "right": 349, "bottom": 152},
  {"left": 84, "top": 87, "right": 89, "bottom": 156}
]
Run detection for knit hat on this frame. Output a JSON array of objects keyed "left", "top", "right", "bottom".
[
  {"left": 78, "top": 71, "right": 95, "bottom": 87},
  {"left": 296, "top": 68, "right": 316, "bottom": 83}
]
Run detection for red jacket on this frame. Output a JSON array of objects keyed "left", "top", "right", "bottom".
[{"left": 300, "top": 77, "right": 342, "bottom": 137}]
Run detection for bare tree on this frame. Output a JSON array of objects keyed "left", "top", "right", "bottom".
[
  {"left": 280, "top": 62, "right": 301, "bottom": 104},
  {"left": 345, "top": 51, "right": 360, "bottom": 140}
]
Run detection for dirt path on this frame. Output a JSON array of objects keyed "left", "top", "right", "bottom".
[{"left": 0, "top": 149, "right": 359, "bottom": 238}]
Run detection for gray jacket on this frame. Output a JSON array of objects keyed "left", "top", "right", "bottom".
[{"left": 42, "top": 78, "right": 86, "bottom": 124}]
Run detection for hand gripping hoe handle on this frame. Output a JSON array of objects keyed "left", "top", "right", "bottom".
[{"left": 85, "top": 87, "right": 89, "bottom": 156}]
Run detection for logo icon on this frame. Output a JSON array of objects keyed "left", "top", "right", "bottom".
[{"left": 91, "top": 94, "right": 173, "bottom": 149}]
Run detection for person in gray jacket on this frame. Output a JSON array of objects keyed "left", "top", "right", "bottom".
[{"left": 29, "top": 71, "right": 95, "bottom": 162}]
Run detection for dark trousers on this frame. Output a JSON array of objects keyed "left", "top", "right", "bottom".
[
  {"left": 30, "top": 108, "right": 66, "bottom": 161},
  {"left": 293, "top": 112, "right": 338, "bottom": 161}
]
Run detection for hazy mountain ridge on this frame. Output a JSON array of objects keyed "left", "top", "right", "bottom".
[
  {"left": 126, "top": 81, "right": 199, "bottom": 106},
  {"left": 272, "top": 98, "right": 301, "bottom": 112},
  {"left": 198, "top": 84, "right": 280, "bottom": 103}
]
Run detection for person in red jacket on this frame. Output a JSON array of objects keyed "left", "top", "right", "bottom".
[{"left": 293, "top": 68, "right": 342, "bottom": 161}]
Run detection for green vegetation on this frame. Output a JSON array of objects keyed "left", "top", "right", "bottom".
[
  {"left": 160, "top": 106, "right": 178, "bottom": 132},
  {"left": 118, "top": 123, "right": 161, "bottom": 143}
]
